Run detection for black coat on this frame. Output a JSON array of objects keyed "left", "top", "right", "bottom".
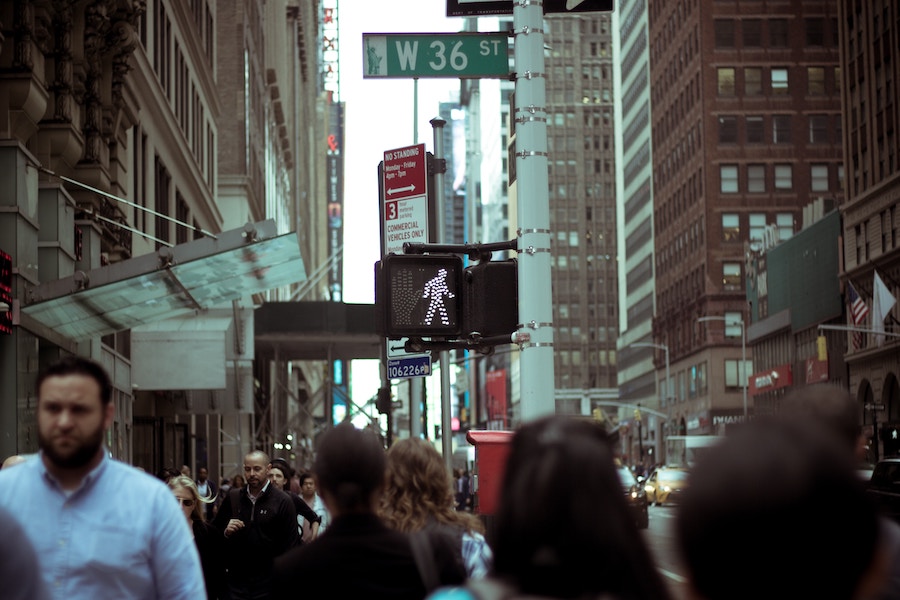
[
  {"left": 193, "top": 519, "right": 227, "bottom": 600},
  {"left": 212, "top": 484, "right": 299, "bottom": 584},
  {"left": 271, "top": 513, "right": 465, "bottom": 599}
]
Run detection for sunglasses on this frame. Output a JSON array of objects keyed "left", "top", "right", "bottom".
[{"left": 176, "top": 498, "right": 195, "bottom": 507}]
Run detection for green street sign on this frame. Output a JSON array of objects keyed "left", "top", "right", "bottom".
[{"left": 363, "top": 32, "right": 510, "bottom": 79}]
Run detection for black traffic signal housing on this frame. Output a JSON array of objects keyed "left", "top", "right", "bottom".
[
  {"left": 376, "top": 386, "right": 392, "bottom": 414},
  {"left": 376, "top": 253, "right": 463, "bottom": 339},
  {"left": 376, "top": 253, "right": 518, "bottom": 347},
  {"left": 463, "top": 259, "right": 518, "bottom": 339}
]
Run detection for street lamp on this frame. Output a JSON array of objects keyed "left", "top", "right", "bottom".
[
  {"left": 630, "top": 342, "right": 671, "bottom": 407},
  {"left": 698, "top": 315, "right": 747, "bottom": 418}
]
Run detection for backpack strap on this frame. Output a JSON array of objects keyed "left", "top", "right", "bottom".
[
  {"left": 229, "top": 486, "right": 241, "bottom": 515},
  {"left": 410, "top": 530, "right": 440, "bottom": 592}
]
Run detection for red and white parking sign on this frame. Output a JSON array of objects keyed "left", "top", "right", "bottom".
[{"left": 382, "top": 143, "right": 428, "bottom": 255}]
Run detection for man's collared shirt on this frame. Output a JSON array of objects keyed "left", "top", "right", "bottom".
[{"left": 0, "top": 451, "right": 206, "bottom": 599}]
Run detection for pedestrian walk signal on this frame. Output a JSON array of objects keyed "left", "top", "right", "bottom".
[{"left": 376, "top": 254, "right": 462, "bottom": 338}]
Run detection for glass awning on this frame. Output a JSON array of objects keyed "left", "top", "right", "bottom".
[{"left": 22, "top": 220, "right": 305, "bottom": 340}]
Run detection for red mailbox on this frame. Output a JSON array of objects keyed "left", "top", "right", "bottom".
[{"left": 466, "top": 429, "right": 514, "bottom": 515}]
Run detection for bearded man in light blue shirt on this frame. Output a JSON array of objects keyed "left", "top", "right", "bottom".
[{"left": 0, "top": 355, "right": 206, "bottom": 599}]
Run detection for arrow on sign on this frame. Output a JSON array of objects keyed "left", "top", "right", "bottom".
[{"left": 387, "top": 184, "right": 417, "bottom": 196}]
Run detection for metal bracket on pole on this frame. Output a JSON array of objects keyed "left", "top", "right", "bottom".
[
  {"left": 515, "top": 114, "right": 548, "bottom": 124},
  {"left": 428, "top": 157, "right": 447, "bottom": 175}
]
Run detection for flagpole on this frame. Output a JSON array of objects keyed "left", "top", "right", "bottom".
[{"left": 817, "top": 324, "right": 900, "bottom": 338}]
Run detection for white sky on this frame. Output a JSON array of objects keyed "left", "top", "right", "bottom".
[
  {"left": 338, "top": 1, "right": 465, "bottom": 402},
  {"left": 339, "top": 1, "right": 464, "bottom": 303}
]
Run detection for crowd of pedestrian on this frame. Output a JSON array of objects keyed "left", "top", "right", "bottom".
[{"left": 0, "top": 356, "right": 895, "bottom": 600}]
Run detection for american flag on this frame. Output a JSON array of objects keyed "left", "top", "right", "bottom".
[{"left": 847, "top": 282, "right": 869, "bottom": 349}]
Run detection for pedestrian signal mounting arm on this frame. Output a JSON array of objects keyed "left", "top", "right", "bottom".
[{"left": 402, "top": 239, "right": 518, "bottom": 262}]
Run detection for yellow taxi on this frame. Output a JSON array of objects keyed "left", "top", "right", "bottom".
[{"left": 643, "top": 466, "right": 690, "bottom": 506}]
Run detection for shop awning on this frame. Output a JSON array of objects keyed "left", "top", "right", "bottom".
[{"left": 21, "top": 220, "right": 305, "bottom": 342}]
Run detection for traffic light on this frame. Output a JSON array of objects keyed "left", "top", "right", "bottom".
[
  {"left": 376, "top": 386, "right": 392, "bottom": 414},
  {"left": 376, "top": 253, "right": 463, "bottom": 338}
]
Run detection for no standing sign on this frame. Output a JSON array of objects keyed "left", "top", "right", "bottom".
[{"left": 382, "top": 143, "right": 429, "bottom": 255}]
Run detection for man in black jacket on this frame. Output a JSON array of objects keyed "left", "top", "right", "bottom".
[
  {"left": 271, "top": 423, "right": 465, "bottom": 599},
  {"left": 213, "top": 450, "right": 299, "bottom": 600}
]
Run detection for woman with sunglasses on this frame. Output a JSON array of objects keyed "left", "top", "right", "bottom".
[{"left": 168, "top": 474, "right": 227, "bottom": 599}]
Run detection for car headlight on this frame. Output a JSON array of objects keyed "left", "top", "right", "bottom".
[{"left": 663, "top": 485, "right": 671, "bottom": 492}]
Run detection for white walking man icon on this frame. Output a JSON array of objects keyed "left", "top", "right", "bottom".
[{"left": 422, "top": 268, "right": 455, "bottom": 326}]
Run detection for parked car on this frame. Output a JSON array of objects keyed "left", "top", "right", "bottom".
[
  {"left": 617, "top": 464, "right": 649, "bottom": 529},
  {"left": 643, "top": 467, "right": 690, "bottom": 506},
  {"left": 866, "top": 457, "right": 900, "bottom": 522}
]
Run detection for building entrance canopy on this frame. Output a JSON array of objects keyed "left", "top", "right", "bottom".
[{"left": 21, "top": 220, "right": 305, "bottom": 342}]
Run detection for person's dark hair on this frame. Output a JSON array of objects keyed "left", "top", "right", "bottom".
[
  {"left": 778, "top": 383, "right": 860, "bottom": 454},
  {"left": 37, "top": 355, "right": 113, "bottom": 405},
  {"left": 299, "top": 472, "right": 315, "bottom": 486},
  {"left": 270, "top": 458, "right": 294, "bottom": 479},
  {"left": 156, "top": 467, "right": 181, "bottom": 483},
  {"left": 314, "top": 423, "right": 385, "bottom": 513},
  {"left": 677, "top": 418, "right": 880, "bottom": 600},
  {"left": 491, "top": 415, "right": 672, "bottom": 600}
]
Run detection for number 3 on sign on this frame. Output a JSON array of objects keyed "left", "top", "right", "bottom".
[{"left": 385, "top": 200, "right": 398, "bottom": 220}]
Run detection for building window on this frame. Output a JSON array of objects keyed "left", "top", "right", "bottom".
[
  {"left": 776, "top": 213, "right": 794, "bottom": 241},
  {"left": 715, "top": 20, "right": 735, "bottom": 47},
  {"left": 696, "top": 362, "right": 708, "bottom": 397},
  {"left": 805, "top": 18, "right": 824, "bottom": 46},
  {"left": 722, "top": 213, "right": 740, "bottom": 241},
  {"left": 771, "top": 68, "right": 789, "bottom": 94},
  {"left": 175, "top": 194, "right": 189, "bottom": 244},
  {"left": 724, "top": 312, "right": 743, "bottom": 338},
  {"left": 773, "top": 115, "right": 792, "bottom": 143},
  {"left": 742, "top": 19, "right": 762, "bottom": 47},
  {"left": 745, "top": 67, "right": 762, "bottom": 95},
  {"left": 809, "top": 114, "right": 828, "bottom": 143},
  {"left": 769, "top": 19, "right": 789, "bottom": 47},
  {"left": 723, "top": 262, "right": 742, "bottom": 290},
  {"left": 720, "top": 165, "right": 739, "bottom": 193},
  {"left": 718, "top": 116, "right": 737, "bottom": 143},
  {"left": 718, "top": 68, "right": 736, "bottom": 95},
  {"left": 774, "top": 164, "right": 793, "bottom": 190},
  {"left": 808, "top": 67, "right": 826, "bottom": 95},
  {"left": 747, "top": 165, "right": 766, "bottom": 192},
  {"left": 749, "top": 213, "right": 766, "bottom": 248},
  {"left": 725, "top": 359, "right": 752, "bottom": 389},
  {"left": 746, "top": 116, "right": 764, "bottom": 143},
  {"left": 838, "top": 164, "right": 845, "bottom": 190},
  {"left": 811, "top": 164, "right": 829, "bottom": 191}
]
